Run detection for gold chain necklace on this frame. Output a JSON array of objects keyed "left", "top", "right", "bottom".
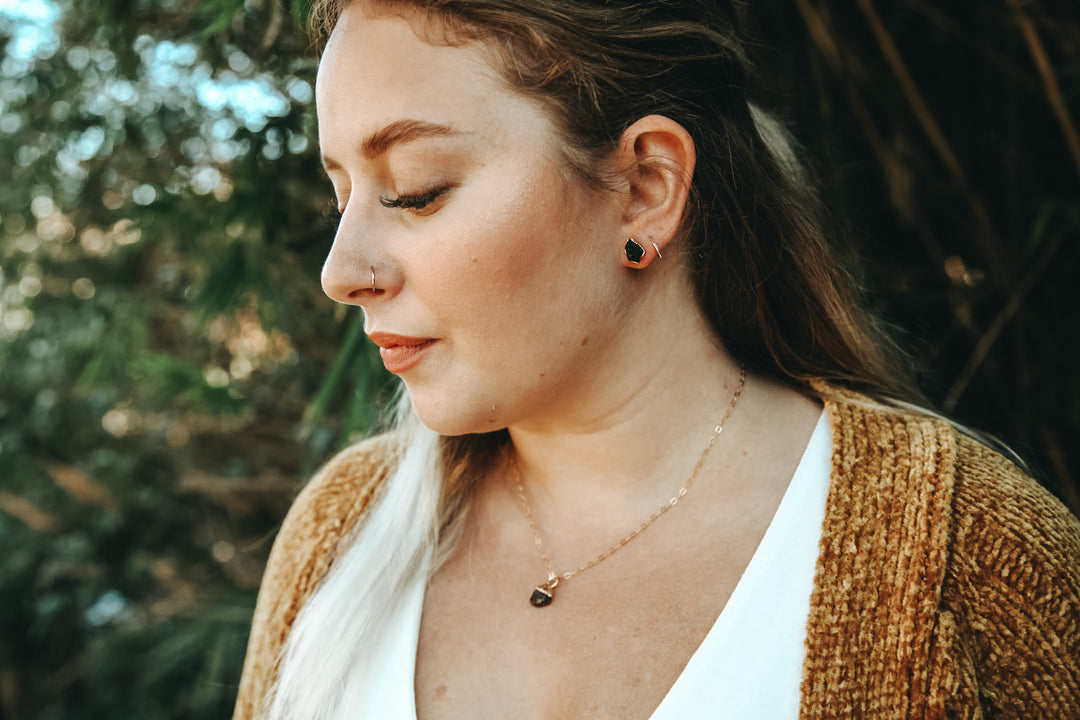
[{"left": 514, "top": 365, "right": 747, "bottom": 608}]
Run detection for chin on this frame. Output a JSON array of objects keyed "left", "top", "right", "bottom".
[{"left": 406, "top": 388, "right": 504, "bottom": 438}]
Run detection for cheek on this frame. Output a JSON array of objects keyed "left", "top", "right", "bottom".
[
  {"left": 400, "top": 167, "right": 623, "bottom": 431},
  {"left": 426, "top": 164, "right": 585, "bottom": 322}
]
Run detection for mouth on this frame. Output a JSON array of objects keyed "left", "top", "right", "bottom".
[{"left": 367, "top": 332, "right": 436, "bottom": 374}]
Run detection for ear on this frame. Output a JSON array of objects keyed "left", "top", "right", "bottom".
[{"left": 614, "top": 115, "right": 696, "bottom": 269}]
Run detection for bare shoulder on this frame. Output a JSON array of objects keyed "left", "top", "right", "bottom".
[{"left": 233, "top": 432, "right": 402, "bottom": 720}]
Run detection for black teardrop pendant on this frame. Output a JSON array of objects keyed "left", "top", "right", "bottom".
[{"left": 530, "top": 583, "right": 554, "bottom": 608}]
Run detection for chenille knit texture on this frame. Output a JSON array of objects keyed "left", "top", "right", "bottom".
[{"left": 234, "top": 388, "right": 1080, "bottom": 719}]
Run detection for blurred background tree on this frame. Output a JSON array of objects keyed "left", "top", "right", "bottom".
[{"left": 0, "top": 0, "right": 1076, "bottom": 718}]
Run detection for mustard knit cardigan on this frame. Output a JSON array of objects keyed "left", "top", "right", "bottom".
[{"left": 234, "top": 390, "right": 1080, "bottom": 719}]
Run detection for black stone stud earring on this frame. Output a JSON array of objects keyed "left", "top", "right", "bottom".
[{"left": 624, "top": 238, "right": 645, "bottom": 263}]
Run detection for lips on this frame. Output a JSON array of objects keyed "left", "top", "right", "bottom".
[{"left": 367, "top": 332, "right": 436, "bottom": 374}]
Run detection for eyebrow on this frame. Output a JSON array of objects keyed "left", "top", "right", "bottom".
[{"left": 321, "top": 119, "right": 463, "bottom": 171}]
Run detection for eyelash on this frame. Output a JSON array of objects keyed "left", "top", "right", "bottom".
[
  {"left": 379, "top": 186, "right": 448, "bottom": 211},
  {"left": 321, "top": 186, "right": 450, "bottom": 228}
]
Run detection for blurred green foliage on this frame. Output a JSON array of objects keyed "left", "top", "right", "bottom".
[
  {"left": 0, "top": 0, "right": 390, "bottom": 716},
  {"left": 0, "top": 0, "right": 1076, "bottom": 718}
]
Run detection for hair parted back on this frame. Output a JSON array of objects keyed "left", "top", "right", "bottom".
[
  {"left": 310, "top": 0, "right": 915, "bottom": 401},
  {"left": 264, "top": 2, "right": 917, "bottom": 717}
]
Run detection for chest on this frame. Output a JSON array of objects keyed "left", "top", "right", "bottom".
[
  {"left": 413, "top": 503, "right": 782, "bottom": 720},
  {"left": 411, "top": 405, "right": 829, "bottom": 719}
]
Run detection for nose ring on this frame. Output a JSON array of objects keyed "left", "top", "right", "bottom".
[{"left": 370, "top": 267, "right": 376, "bottom": 292}]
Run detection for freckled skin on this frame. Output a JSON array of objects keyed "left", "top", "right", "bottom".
[{"left": 317, "top": 6, "right": 636, "bottom": 437}]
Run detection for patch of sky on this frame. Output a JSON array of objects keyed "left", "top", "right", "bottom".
[
  {"left": 136, "top": 35, "right": 292, "bottom": 131},
  {"left": 5, "top": 0, "right": 306, "bottom": 205},
  {"left": 85, "top": 589, "right": 128, "bottom": 627},
  {"left": 73, "top": 126, "right": 106, "bottom": 160},
  {"left": 0, "top": 0, "right": 60, "bottom": 67},
  {"left": 4, "top": 2, "right": 296, "bottom": 135}
]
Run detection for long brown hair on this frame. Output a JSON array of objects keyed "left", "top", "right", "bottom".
[
  {"left": 263, "top": 5, "right": 922, "bottom": 714},
  {"left": 311, "top": 0, "right": 914, "bottom": 402},
  {"left": 311, "top": 0, "right": 919, "bottom": 504}
]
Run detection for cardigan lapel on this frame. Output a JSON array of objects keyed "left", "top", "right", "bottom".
[{"left": 799, "top": 390, "right": 958, "bottom": 719}]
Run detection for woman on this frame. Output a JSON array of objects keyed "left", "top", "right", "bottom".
[{"left": 235, "top": 1, "right": 1080, "bottom": 718}]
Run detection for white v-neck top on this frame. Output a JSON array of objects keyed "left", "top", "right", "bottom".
[{"left": 355, "top": 411, "right": 832, "bottom": 719}]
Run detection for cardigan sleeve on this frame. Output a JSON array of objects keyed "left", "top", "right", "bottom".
[
  {"left": 232, "top": 434, "right": 399, "bottom": 720},
  {"left": 943, "top": 434, "right": 1080, "bottom": 719}
]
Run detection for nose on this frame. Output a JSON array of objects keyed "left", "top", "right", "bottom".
[{"left": 321, "top": 226, "right": 390, "bottom": 305}]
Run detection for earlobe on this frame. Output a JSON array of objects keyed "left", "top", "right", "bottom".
[{"left": 614, "top": 115, "right": 696, "bottom": 264}]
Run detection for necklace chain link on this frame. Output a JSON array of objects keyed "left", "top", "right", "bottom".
[{"left": 514, "top": 365, "right": 747, "bottom": 606}]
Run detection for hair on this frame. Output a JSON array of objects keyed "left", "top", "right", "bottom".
[{"left": 265, "top": 2, "right": 920, "bottom": 717}]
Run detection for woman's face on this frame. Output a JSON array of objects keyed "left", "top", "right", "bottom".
[{"left": 317, "top": 4, "right": 637, "bottom": 435}]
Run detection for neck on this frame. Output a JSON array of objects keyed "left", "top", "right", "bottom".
[{"left": 503, "top": 280, "right": 748, "bottom": 524}]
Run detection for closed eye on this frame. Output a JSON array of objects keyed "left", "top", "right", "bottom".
[{"left": 379, "top": 186, "right": 449, "bottom": 211}]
